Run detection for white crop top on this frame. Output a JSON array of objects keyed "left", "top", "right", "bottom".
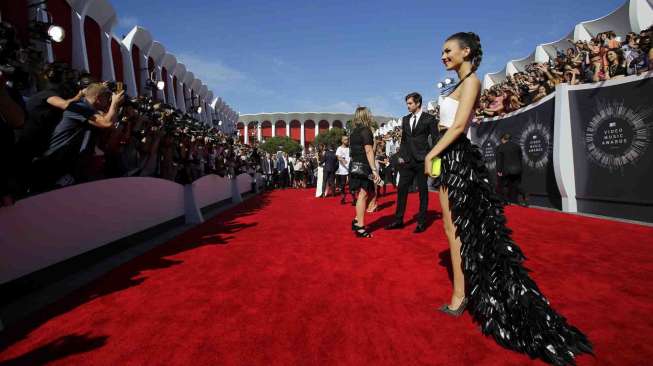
[{"left": 439, "top": 96, "right": 472, "bottom": 139}]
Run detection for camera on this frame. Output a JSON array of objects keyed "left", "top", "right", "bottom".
[
  {"left": 76, "top": 73, "right": 96, "bottom": 90},
  {"left": 104, "top": 80, "right": 125, "bottom": 93},
  {"left": 40, "top": 62, "right": 79, "bottom": 97},
  {"left": 0, "top": 21, "right": 34, "bottom": 90}
]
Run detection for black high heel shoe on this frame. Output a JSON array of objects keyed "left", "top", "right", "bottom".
[
  {"left": 355, "top": 226, "right": 372, "bottom": 238},
  {"left": 438, "top": 297, "right": 468, "bottom": 317},
  {"left": 353, "top": 219, "right": 372, "bottom": 237}
]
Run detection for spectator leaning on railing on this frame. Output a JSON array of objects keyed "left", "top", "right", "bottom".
[
  {"left": 475, "top": 25, "right": 653, "bottom": 121},
  {"left": 15, "top": 63, "right": 86, "bottom": 194},
  {"left": 35, "top": 82, "right": 124, "bottom": 190}
]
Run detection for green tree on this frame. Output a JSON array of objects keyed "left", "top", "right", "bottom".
[
  {"left": 260, "top": 136, "right": 302, "bottom": 155},
  {"left": 345, "top": 119, "right": 379, "bottom": 133},
  {"left": 314, "top": 127, "right": 346, "bottom": 148}
]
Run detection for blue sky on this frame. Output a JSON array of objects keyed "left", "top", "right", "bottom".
[{"left": 111, "top": 0, "right": 625, "bottom": 117}]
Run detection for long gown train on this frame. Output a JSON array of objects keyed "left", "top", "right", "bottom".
[{"left": 436, "top": 135, "right": 593, "bottom": 366}]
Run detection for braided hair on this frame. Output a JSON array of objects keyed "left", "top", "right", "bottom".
[{"left": 446, "top": 32, "right": 483, "bottom": 72}]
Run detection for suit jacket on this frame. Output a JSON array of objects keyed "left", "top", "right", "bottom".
[
  {"left": 261, "top": 158, "right": 273, "bottom": 174},
  {"left": 496, "top": 141, "right": 523, "bottom": 175},
  {"left": 275, "top": 152, "right": 287, "bottom": 171},
  {"left": 261, "top": 158, "right": 269, "bottom": 174},
  {"left": 399, "top": 112, "right": 439, "bottom": 163},
  {"left": 323, "top": 150, "right": 338, "bottom": 172}
]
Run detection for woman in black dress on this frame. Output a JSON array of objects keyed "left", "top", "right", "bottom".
[
  {"left": 423, "top": 32, "right": 592, "bottom": 365},
  {"left": 350, "top": 106, "right": 381, "bottom": 238}
]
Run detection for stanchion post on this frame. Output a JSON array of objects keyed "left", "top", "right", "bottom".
[
  {"left": 253, "top": 174, "right": 260, "bottom": 194},
  {"left": 184, "top": 184, "right": 204, "bottom": 224},
  {"left": 231, "top": 176, "right": 243, "bottom": 203}
]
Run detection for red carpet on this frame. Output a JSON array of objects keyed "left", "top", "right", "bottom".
[{"left": 1, "top": 187, "right": 653, "bottom": 365}]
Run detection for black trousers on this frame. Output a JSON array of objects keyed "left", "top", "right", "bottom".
[
  {"left": 395, "top": 160, "right": 429, "bottom": 224},
  {"left": 323, "top": 170, "right": 336, "bottom": 195},
  {"left": 498, "top": 173, "right": 525, "bottom": 203},
  {"left": 263, "top": 173, "right": 273, "bottom": 189},
  {"left": 278, "top": 170, "right": 289, "bottom": 188},
  {"left": 336, "top": 174, "right": 355, "bottom": 200}
]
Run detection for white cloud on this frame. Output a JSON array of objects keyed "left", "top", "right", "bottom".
[
  {"left": 295, "top": 100, "right": 355, "bottom": 113},
  {"left": 117, "top": 15, "right": 139, "bottom": 31},
  {"left": 321, "top": 101, "right": 358, "bottom": 112},
  {"left": 174, "top": 52, "right": 276, "bottom": 105},
  {"left": 176, "top": 52, "right": 246, "bottom": 87},
  {"left": 361, "top": 96, "right": 397, "bottom": 117},
  {"left": 479, "top": 54, "right": 504, "bottom": 75},
  {"left": 271, "top": 57, "right": 286, "bottom": 67},
  {"left": 299, "top": 96, "right": 398, "bottom": 117},
  {"left": 252, "top": 54, "right": 298, "bottom": 77}
]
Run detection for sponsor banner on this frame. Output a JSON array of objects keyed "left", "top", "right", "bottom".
[
  {"left": 569, "top": 77, "right": 653, "bottom": 221},
  {"left": 472, "top": 97, "right": 560, "bottom": 208}
]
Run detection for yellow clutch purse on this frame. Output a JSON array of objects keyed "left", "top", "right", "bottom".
[{"left": 430, "top": 157, "right": 442, "bottom": 177}]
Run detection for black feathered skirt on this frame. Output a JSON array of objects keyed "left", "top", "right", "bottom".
[{"left": 435, "top": 135, "right": 593, "bottom": 366}]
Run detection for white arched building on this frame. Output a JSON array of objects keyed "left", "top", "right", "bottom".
[
  {"left": 172, "top": 63, "right": 187, "bottom": 113},
  {"left": 237, "top": 112, "right": 395, "bottom": 147},
  {"left": 483, "top": 0, "right": 653, "bottom": 88},
  {"left": 0, "top": 0, "right": 236, "bottom": 126}
]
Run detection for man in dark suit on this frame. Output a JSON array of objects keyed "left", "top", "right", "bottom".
[
  {"left": 275, "top": 150, "right": 288, "bottom": 189},
  {"left": 321, "top": 144, "right": 338, "bottom": 197},
  {"left": 260, "top": 152, "right": 275, "bottom": 190},
  {"left": 496, "top": 133, "right": 528, "bottom": 206},
  {"left": 386, "top": 92, "right": 439, "bottom": 233}
]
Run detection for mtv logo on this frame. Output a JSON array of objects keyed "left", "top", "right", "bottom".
[{"left": 609, "top": 122, "right": 616, "bottom": 127}]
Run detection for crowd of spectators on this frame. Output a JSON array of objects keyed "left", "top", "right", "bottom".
[
  {"left": 476, "top": 26, "right": 653, "bottom": 119},
  {"left": 259, "top": 146, "right": 321, "bottom": 190},
  {"left": 258, "top": 127, "right": 405, "bottom": 202},
  {"left": 1, "top": 21, "right": 257, "bottom": 207},
  {"left": 4, "top": 16, "right": 653, "bottom": 207}
]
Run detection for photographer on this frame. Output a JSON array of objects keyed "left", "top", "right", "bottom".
[
  {"left": 0, "top": 81, "right": 26, "bottom": 206},
  {"left": 159, "top": 130, "right": 181, "bottom": 181},
  {"left": 15, "top": 63, "right": 84, "bottom": 193},
  {"left": 17, "top": 63, "right": 82, "bottom": 155},
  {"left": 137, "top": 117, "right": 164, "bottom": 178},
  {"left": 103, "top": 99, "right": 139, "bottom": 177},
  {"left": 189, "top": 137, "right": 205, "bottom": 181},
  {"left": 35, "top": 83, "right": 124, "bottom": 191},
  {"left": 126, "top": 100, "right": 178, "bottom": 178}
]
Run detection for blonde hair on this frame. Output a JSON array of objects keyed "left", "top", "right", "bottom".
[
  {"left": 84, "top": 82, "right": 110, "bottom": 98},
  {"left": 352, "top": 106, "right": 373, "bottom": 129}
]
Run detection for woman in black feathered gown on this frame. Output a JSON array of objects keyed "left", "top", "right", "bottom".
[{"left": 423, "top": 32, "right": 593, "bottom": 366}]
